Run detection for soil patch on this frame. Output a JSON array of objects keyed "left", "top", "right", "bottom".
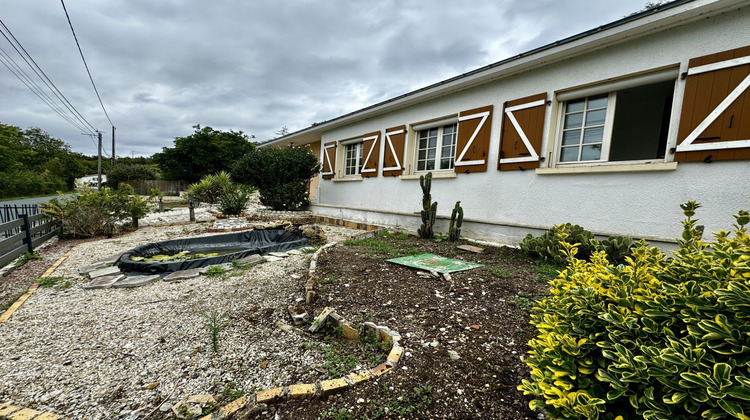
[
  {"left": 0, "top": 238, "right": 90, "bottom": 310},
  {"left": 272, "top": 232, "right": 553, "bottom": 419}
]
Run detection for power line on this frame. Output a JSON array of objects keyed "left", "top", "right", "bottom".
[
  {"left": 0, "top": 46, "right": 92, "bottom": 135},
  {"left": 60, "top": 0, "right": 114, "bottom": 127},
  {"left": 0, "top": 18, "right": 98, "bottom": 135}
]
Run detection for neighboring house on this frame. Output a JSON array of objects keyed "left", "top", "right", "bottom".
[
  {"left": 75, "top": 174, "right": 107, "bottom": 188},
  {"left": 260, "top": 0, "right": 750, "bottom": 249}
]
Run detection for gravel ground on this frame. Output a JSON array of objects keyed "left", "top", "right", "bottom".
[{"left": 0, "top": 222, "right": 361, "bottom": 419}]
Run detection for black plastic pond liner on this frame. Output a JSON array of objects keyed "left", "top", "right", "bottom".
[{"left": 117, "top": 229, "right": 308, "bottom": 275}]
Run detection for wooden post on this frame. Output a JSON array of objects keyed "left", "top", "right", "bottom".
[
  {"left": 97, "top": 132, "right": 103, "bottom": 189},
  {"left": 20, "top": 214, "right": 33, "bottom": 253}
]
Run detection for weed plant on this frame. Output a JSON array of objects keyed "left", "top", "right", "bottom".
[
  {"left": 14, "top": 251, "right": 43, "bottom": 266},
  {"left": 200, "top": 310, "right": 228, "bottom": 352},
  {"left": 320, "top": 385, "right": 433, "bottom": 419}
]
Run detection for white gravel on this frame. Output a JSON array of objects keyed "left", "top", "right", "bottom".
[{"left": 0, "top": 222, "right": 361, "bottom": 419}]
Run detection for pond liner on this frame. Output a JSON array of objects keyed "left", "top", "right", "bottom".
[{"left": 117, "top": 229, "right": 308, "bottom": 275}]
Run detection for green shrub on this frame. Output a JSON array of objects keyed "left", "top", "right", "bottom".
[
  {"left": 521, "top": 224, "right": 635, "bottom": 265},
  {"left": 218, "top": 185, "right": 254, "bottom": 215},
  {"left": 106, "top": 163, "right": 159, "bottom": 189},
  {"left": 186, "top": 171, "right": 232, "bottom": 204},
  {"left": 231, "top": 147, "right": 320, "bottom": 210},
  {"left": 41, "top": 185, "right": 149, "bottom": 238},
  {"left": 519, "top": 202, "right": 750, "bottom": 420}
]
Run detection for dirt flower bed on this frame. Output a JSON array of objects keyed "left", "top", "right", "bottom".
[{"left": 272, "top": 231, "right": 553, "bottom": 419}]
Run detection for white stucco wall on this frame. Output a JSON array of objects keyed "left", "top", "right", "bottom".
[{"left": 312, "top": 6, "right": 750, "bottom": 247}]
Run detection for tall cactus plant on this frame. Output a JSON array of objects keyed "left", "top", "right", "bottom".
[
  {"left": 417, "top": 172, "right": 436, "bottom": 239},
  {"left": 449, "top": 201, "right": 463, "bottom": 241}
]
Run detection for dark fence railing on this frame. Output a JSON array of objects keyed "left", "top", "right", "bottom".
[
  {"left": 0, "top": 212, "right": 58, "bottom": 268},
  {"left": 1, "top": 204, "right": 42, "bottom": 225}
]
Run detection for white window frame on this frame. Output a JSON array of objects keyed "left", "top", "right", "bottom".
[
  {"left": 556, "top": 93, "right": 616, "bottom": 165},
  {"left": 552, "top": 68, "right": 679, "bottom": 167},
  {"left": 343, "top": 141, "right": 363, "bottom": 177},
  {"left": 413, "top": 122, "right": 458, "bottom": 173}
]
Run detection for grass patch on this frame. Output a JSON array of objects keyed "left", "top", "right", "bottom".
[
  {"left": 204, "top": 265, "right": 226, "bottom": 278},
  {"left": 306, "top": 326, "right": 388, "bottom": 379},
  {"left": 214, "top": 381, "right": 244, "bottom": 405},
  {"left": 487, "top": 264, "right": 512, "bottom": 278},
  {"left": 343, "top": 237, "right": 419, "bottom": 257},
  {"left": 321, "top": 384, "right": 433, "bottom": 419},
  {"left": 535, "top": 260, "right": 564, "bottom": 282},
  {"left": 508, "top": 291, "right": 538, "bottom": 312},
  {"left": 38, "top": 276, "right": 72, "bottom": 289},
  {"left": 14, "top": 251, "right": 43, "bottom": 267},
  {"left": 379, "top": 231, "right": 410, "bottom": 240}
]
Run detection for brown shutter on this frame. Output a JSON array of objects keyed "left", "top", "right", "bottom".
[
  {"left": 321, "top": 141, "right": 336, "bottom": 180},
  {"left": 455, "top": 105, "right": 493, "bottom": 173},
  {"left": 360, "top": 131, "right": 381, "bottom": 178},
  {"left": 498, "top": 93, "right": 547, "bottom": 171},
  {"left": 382, "top": 125, "right": 406, "bottom": 177},
  {"left": 675, "top": 45, "right": 750, "bottom": 162}
]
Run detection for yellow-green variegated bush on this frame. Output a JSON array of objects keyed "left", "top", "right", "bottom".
[{"left": 519, "top": 202, "right": 750, "bottom": 420}]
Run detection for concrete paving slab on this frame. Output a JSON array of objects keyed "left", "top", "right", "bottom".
[
  {"left": 235, "top": 254, "right": 263, "bottom": 265},
  {"left": 78, "top": 262, "right": 111, "bottom": 275},
  {"left": 88, "top": 265, "right": 121, "bottom": 279},
  {"left": 82, "top": 274, "right": 125, "bottom": 289},
  {"left": 264, "top": 256, "right": 283, "bottom": 262},
  {"left": 268, "top": 252, "right": 288, "bottom": 258},
  {"left": 163, "top": 268, "right": 201, "bottom": 282},
  {"left": 112, "top": 274, "right": 160, "bottom": 288}
]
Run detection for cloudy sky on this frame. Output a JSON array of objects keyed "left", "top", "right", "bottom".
[{"left": 1, "top": 0, "right": 652, "bottom": 157}]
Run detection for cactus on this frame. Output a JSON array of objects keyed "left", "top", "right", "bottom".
[
  {"left": 417, "top": 172, "right": 436, "bottom": 239},
  {"left": 449, "top": 201, "right": 463, "bottom": 241}
]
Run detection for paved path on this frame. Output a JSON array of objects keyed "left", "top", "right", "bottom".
[{"left": 0, "top": 194, "right": 70, "bottom": 206}]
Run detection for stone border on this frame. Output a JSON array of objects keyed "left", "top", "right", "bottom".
[
  {"left": 0, "top": 245, "right": 78, "bottom": 326},
  {"left": 0, "top": 247, "right": 79, "bottom": 420}
]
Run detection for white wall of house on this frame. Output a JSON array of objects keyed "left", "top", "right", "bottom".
[{"left": 311, "top": 4, "right": 750, "bottom": 247}]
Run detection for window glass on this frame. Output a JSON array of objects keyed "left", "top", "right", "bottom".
[
  {"left": 344, "top": 142, "right": 362, "bottom": 176},
  {"left": 416, "top": 123, "right": 456, "bottom": 172}
]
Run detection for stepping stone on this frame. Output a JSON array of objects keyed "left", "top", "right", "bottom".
[
  {"left": 78, "top": 262, "right": 112, "bottom": 275},
  {"left": 113, "top": 274, "right": 160, "bottom": 288},
  {"left": 163, "top": 268, "right": 201, "bottom": 282},
  {"left": 299, "top": 247, "right": 316, "bottom": 253},
  {"left": 286, "top": 249, "right": 302, "bottom": 256},
  {"left": 89, "top": 266, "right": 121, "bottom": 279},
  {"left": 82, "top": 274, "right": 125, "bottom": 289},
  {"left": 235, "top": 254, "right": 263, "bottom": 265},
  {"left": 199, "top": 263, "right": 234, "bottom": 275},
  {"left": 269, "top": 252, "right": 288, "bottom": 258},
  {"left": 457, "top": 244, "right": 484, "bottom": 254},
  {"left": 264, "top": 256, "right": 283, "bottom": 262}
]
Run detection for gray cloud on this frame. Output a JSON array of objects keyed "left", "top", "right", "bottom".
[{"left": 2, "top": 0, "right": 649, "bottom": 156}]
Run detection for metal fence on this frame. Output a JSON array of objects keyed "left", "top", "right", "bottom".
[{"left": 0, "top": 204, "right": 42, "bottom": 225}]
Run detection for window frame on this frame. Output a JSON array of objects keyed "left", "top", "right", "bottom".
[
  {"left": 413, "top": 122, "right": 458, "bottom": 173},
  {"left": 551, "top": 68, "right": 679, "bottom": 168},
  {"left": 343, "top": 141, "right": 364, "bottom": 177}
]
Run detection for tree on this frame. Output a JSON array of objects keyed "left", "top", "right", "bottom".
[
  {"left": 232, "top": 146, "right": 320, "bottom": 210},
  {"left": 153, "top": 125, "right": 255, "bottom": 182},
  {"left": 106, "top": 163, "right": 159, "bottom": 189},
  {"left": 0, "top": 122, "right": 88, "bottom": 197}
]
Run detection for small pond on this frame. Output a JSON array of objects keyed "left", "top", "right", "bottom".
[{"left": 118, "top": 229, "right": 308, "bottom": 275}]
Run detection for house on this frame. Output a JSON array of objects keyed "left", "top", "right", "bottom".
[
  {"left": 74, "top": 174, "right": 107, "bottom": 189},
  {"left": 260, "top": 0, "right": 750, "bottom": 249}
]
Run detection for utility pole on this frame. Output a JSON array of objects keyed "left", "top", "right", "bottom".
[
  {"left": 97, "top": 131, "right": 103, "bottom": 189},
  {"left": 111, "top": 126, "right": 116, "bottom": 165}
]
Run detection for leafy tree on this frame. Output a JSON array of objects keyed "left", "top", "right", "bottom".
[
  {"left": 153, "top": 125, "right": 255, "bottom": 182},
  {"left": 106, "top": 163, "right": 159, "bottom": 189},
  {"left": 0, "top": 122, "right": 88, "bottom": 197},
  {"left": 232, "top": 146, "right": 320, "bottom": 210}
]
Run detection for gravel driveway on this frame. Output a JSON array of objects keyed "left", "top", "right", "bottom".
[{"left": 0, "top": 222, "right": 361, "bottom": 419}]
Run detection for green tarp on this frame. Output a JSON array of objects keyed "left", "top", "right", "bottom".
[{"left": 386, "top": 253, "right": 483, "bottom": 274}]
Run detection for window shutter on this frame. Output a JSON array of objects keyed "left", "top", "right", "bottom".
[
  {"left": 676, "top": 45, "right": 750, "bottom": 162},
  {"left": 321, "top": 142, "right": 336, "bottom": 179},
  {"left": 498, "top": 93, "right": 547, "bottom": 171},
  {"left": 360, "top": 131, "right": 381, "bottom": 178},
  {"left": 455, "top": 105, "right": 493, "bottom": 173},
  {"left": 382, "top": 125, "right": 406, "bottom": 177}
]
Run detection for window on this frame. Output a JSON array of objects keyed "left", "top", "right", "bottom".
[
  {"left": 416, "top": 123, "right": 457, "bottom": 171},
  {"left": 556, "top": 79, "right": 674, "bottom": 164},
  {"left": 344, "top": 142, "right": 363, "bottom": 176}
]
